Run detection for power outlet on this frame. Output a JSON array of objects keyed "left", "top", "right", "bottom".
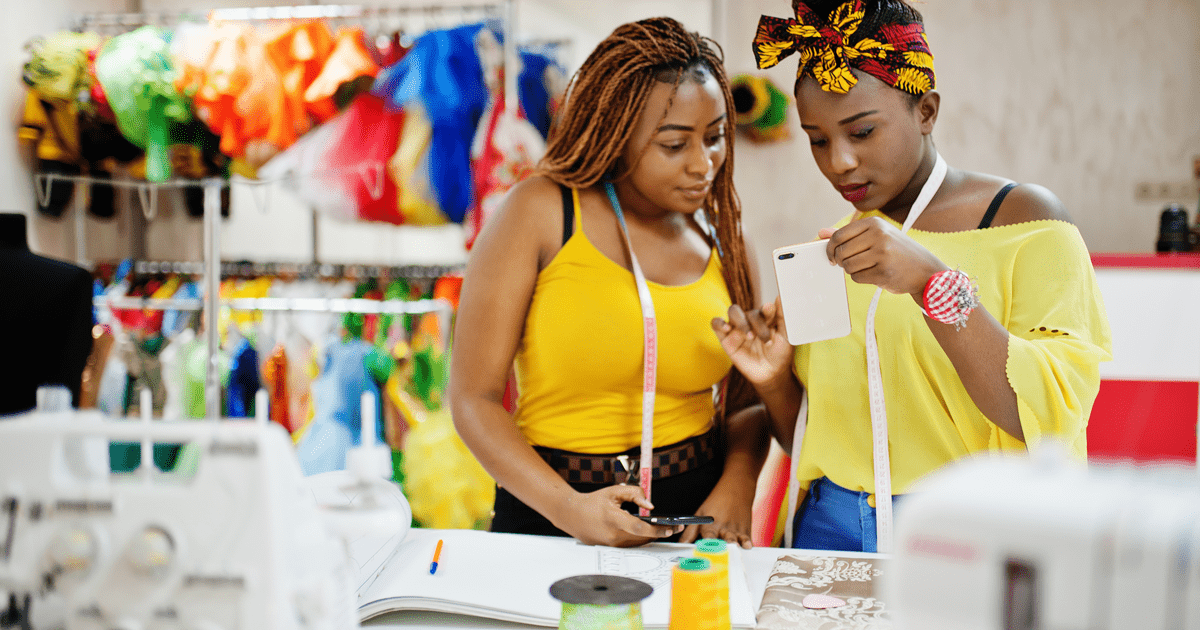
[{"left": 1134, "top": 180, "right": 1197, "bottom": 203}]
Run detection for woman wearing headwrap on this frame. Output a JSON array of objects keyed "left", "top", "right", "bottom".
[{"left": 713, "top": 0, "right": 1111, "bottom": 552}]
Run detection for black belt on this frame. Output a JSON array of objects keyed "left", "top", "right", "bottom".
[{"left": 533, "top": 427, "right": 719, "bottom": 485}]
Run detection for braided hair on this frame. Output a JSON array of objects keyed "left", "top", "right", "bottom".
[{"left": 537, "top": 17, "right": 759, "bottom": 414}]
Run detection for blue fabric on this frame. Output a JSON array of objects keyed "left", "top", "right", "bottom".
[
  {"left": 518, "top": 50, "right": 558, "bottom": 139},
  {"left": 792, "top": 477, "right": 906, "bottom": 553},
  {"left": 225, "top": 337, "right": 259, "bottom": 418},
  {"left": 371, "top": 23, "right": 489, "bottom": 223},
  {"left": 295, "top": 339, "right": 386, "bottom": 476},
  {"left": 161, "top": 281, "right": 199, "bottom": 339}
]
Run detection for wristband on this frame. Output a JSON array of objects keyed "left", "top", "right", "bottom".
[{"left": 922, "top": 269, "right": 979, "bottom": 330}]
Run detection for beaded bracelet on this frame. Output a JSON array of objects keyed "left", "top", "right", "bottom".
[{"left": 922, "top": 269, "right": 980, "bottom": 330}]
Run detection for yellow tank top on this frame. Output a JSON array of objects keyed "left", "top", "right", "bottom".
[{"left": 513, "top": 189, "right": 733, "bottom": 454}]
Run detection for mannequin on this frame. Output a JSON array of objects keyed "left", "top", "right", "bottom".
[{"left": 0, "top": 213, "right": 94, "bottom": 415}]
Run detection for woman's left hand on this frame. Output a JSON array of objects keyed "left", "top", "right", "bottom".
[
  {"left": 819, "top": 216, "right": 948, "bottom": 296},
  {"left": 678, "top": 481, "right": 754, "bottom": 549}
]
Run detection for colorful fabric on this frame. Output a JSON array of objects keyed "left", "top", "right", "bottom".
[
  {"left": 94, "top": 26, "right": 191, "bottom": 182},
  {"left": 225, "top": 337, "right": 260, "bottom": 418},
  {"left": 371, "top": 23, "right": 490, "bottom": 224},
  {"left": 753, "top": 0, "right": 935, "bottom": 95}
]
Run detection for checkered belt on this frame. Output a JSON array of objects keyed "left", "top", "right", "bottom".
[{"left": 533, "top": 427, "right": 718, "bottom": 485}]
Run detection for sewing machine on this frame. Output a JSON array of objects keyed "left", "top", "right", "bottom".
[
  {"left": 888, "top": 445, "right": 1200, "bottom": 630},
  {"left": 0, "top": 393, "right": 406, "bottom": 630}
]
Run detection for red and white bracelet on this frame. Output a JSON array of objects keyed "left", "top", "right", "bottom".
[{"left": 922, "top": 269, "right": 980, "bottom": 330}]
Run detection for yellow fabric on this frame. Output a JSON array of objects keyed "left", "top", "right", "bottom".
[
  {"left": 20, "top": 91, "right": 80, "bottom": 163},
  {"left": 793, "top": 213, "right": 1112, "bottom": 497},
  {"left": 389, "top": 105, "right": 443, "bottom": 225},
  {"left": 513, "top": 189, "right": 733, "bottom": 453}
]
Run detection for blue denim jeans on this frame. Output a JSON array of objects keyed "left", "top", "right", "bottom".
[{"left": 792, "top": 477, "right": 905, "bottom": 553}]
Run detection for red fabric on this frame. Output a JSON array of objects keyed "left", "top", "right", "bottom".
[
  {"left": 327, "top": 94, "right": 404, "bottom": 224},
  {"left": 1088, "top": 379, "right": 1198, "bottom": 462}
]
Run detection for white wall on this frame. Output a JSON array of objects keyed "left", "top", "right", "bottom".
[{"left": 1, "top": 0, "right": 73, "bottom": 254}]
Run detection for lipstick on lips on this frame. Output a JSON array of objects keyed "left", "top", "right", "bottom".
[{"left": 838, "top": 183, "right": 869, "bottom": 203}]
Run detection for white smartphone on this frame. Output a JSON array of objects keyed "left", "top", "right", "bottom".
[{"left": 772, "top": 240, "right": 852, "bottom": 346}]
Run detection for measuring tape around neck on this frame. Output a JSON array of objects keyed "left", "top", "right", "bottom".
[
  {"left": 866, "top": 153, "right": 947, "bottom": 552},
  {"left": 603, "top": 181, "right": 658, "bottom": 516}
]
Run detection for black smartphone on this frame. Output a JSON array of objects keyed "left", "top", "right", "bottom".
[{"left": 637, "top": 515, "right": 715, "bottom": 526}]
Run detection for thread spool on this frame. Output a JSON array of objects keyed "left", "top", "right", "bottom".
[
  {"left": 550, "top": 574, "right": 652, "bottom": 630},
  {"left": 669, "top": 557, "right": 730, "bottom": 630},
  {"left": 694, "top": 538, "right": 729, "bottom": 585}
]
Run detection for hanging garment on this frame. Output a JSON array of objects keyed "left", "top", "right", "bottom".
[
  {"left": 180, "top": 335, "right": 229, "bottom": 420},
  {"left": 294, "top": 339, "right": 391, "bottom": 476},
  {"left": 23, "top": 31, "right": 101, "bottom": 103},
  {"left": 304, "top": 28, "right": 380, "bottom": 121},
  {"left": 399, "top": 381, "right": 493, "bottom": 528},
  {"left": 161, "top": 281, "right": 201, "bottom": 340},
  {"left": 159, "top": 327, "right": 194, "bottom": 421},
  {"left": 371, "top": 23, "right": 489, "bottom": 224},
  {"left": 94, "top": 26, "right": 191, "bottom": 182},
  {"left": 257, "top": 108, "right": 358, "bottom": 221},
  {"left": 96, "top": 341, "right": 129, "bottom": 417},
  {"left": 225, "top": 337, "right": 260, "bottom": 418},
  {"left": 79, "top": 324, "right": 114, "bottom": 410},
  {"left": 517, "top": 49, "right": 566, "bottom": 140},
  {"left": 264, "top": 20, "right": 335, "bottom": 129},
  {"left": 261, "top": 343, "right": 294, "bottom": 433},
  {"left": 327, "top": 94, "right": 403, "bottom": 224},
  {"left": 388, "top": 104, "right": 442, "bottom": 224},
  {"left": 465, "top": 99, "right": 544, "bottom": 248},
  {"left": 122, "top": 333, "right": 167, "bottom": 416},
  {"left": 19, "top": 92, "right": 81, "bottom": 218}
]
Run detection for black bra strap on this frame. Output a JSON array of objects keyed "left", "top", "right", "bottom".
[
  {"left": 978, "top": 182, "right": 1019, "bottom": 229},
  {"left": 560, "top": 184, "right": 574, "bottom": 245}
]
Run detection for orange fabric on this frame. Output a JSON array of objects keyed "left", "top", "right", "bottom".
[
  {"left": 265, "top": 21, "right": 335, "bottom": 127},
  {"left": 262, "top": 344, "right": 295, "bottom": 433},
  {"left": 305, "top": 28, "right": 379, "bottom": 122}
]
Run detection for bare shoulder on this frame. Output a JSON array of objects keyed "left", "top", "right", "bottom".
[
  {"left": 472, "top": 175, "right": 566, "bottom": 267},
  {"left": 991, "top": 182, "right": 1075, "bottom": 227},
  {"left": 490, "top": 175, "right": 564, "bottom": 230}
]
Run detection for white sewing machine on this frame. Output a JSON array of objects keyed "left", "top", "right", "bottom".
[
  {"left": 0, "top": 391, "right": 407, "bottom": 630},
  {"left": 888, "top": 445, "right": 1200, "bottom": 630}
]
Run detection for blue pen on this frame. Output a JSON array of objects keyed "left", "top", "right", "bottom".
[{"left": 430, "top": 539, "right": 444, "bottom": 574}]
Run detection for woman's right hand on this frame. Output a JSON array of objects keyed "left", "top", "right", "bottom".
[
  {"left": 711, "top": 298, "right": 794, "bottom": 387},
  {"left": 553, "top": 485, "right": 683, "bottom": 547}
]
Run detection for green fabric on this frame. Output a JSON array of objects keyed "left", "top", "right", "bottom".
[{"left": 94, "top": 26, "right": 191, "bottom": 182}]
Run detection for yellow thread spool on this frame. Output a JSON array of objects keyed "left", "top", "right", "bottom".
[
  {"left": 669, "top": 557, "right": 729, "bottom": 630},
  {"left": 694, "top": 538, "right": 730, "bottom": 588}
]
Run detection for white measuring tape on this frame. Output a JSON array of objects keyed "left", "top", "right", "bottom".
[
  {"left": 866, "top": 153, "right": 946, "bottom": 552},
  {"left": 782, "top": 154, "right": 947, "bottom": 551},
  {"left": 604, "top": 181, "right": 658, "bottom": 516}
]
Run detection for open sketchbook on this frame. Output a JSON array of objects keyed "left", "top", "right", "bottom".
[{"left": 355, "top": 528, "right": 757, "bottom": 628}]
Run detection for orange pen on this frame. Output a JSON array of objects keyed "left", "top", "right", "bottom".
[{"left": 429, "top": 539, "right": 444, "bottom": 575}]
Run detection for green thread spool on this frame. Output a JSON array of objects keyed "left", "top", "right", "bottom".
[{"left": 550, "top": 574, "right": 653, "bottom": 630}]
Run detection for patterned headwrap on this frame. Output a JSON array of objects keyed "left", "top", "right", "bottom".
[{"left": 753, "top": 0, "right": 935, "bottom": 95}]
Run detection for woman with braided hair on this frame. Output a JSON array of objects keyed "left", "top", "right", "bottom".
[
  {"left": 450, "top": 17, "right": 771, "bottom": 547},
  {"left": 713, "top": 0, "right": 1111, "bottom": 552}
]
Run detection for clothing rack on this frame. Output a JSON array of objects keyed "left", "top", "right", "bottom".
[
  {"left": 55, "top": 2, "right": 514, "bottom": 418},
  {"left": 96, "top": 295, "right": 451, "bottom": 316},
  {"left": 128, "top": 259, "right": 463, "bottom": 279},
  {"left": 70, "top": 1, "right": 518, "bottom": 111}
]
